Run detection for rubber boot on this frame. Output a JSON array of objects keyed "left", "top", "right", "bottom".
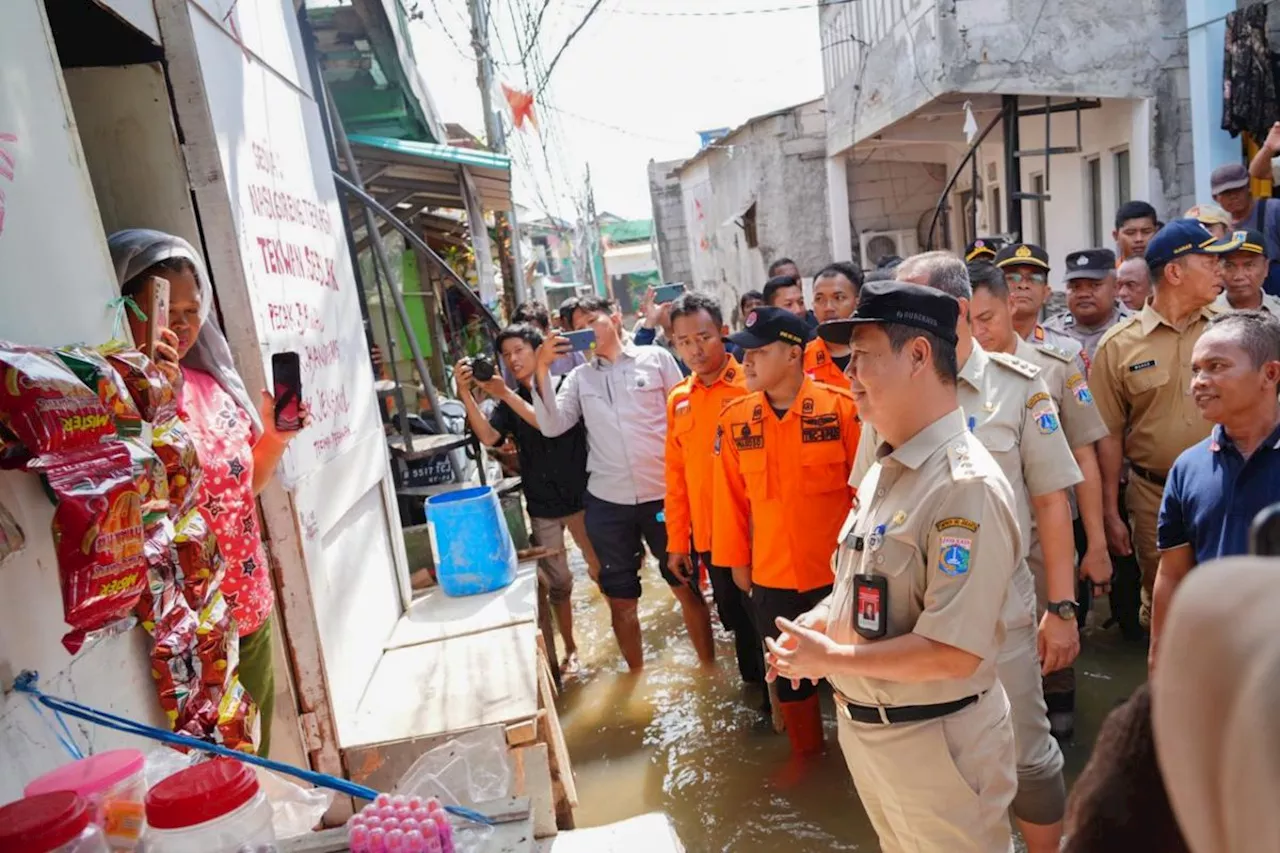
[{"left": 772, "top": 696, "right": 824, "bottom": 788}]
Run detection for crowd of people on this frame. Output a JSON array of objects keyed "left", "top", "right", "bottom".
[{"left": 454, "top": 163, "right": 1280, "bottom": 852}]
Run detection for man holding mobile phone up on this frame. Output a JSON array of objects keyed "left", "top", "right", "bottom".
[{"left": 532, "top": 296, "right": 708, "bottom": 672}]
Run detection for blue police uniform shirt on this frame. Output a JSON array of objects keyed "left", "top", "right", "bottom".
[{"left": 1157, "top": 421, "right": 1280, "bottom": 564}]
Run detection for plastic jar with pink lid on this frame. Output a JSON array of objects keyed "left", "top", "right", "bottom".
[
  {"left": 143, "top": 759, "right": 276, "bottom": 853},
  {"left": 24, "top": 749, "right": 146, "bottom": 851},
  {"left": 0, "top": 792, "right": 111, "bottom": 853}
]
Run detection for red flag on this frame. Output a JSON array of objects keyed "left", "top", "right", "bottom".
[{"left": 502, "top": 85, "right": 537, "bottom": 131}]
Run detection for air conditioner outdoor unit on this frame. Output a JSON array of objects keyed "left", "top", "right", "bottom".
[{"left": 859, "top": 229, "right": 919, "bottom": 269}]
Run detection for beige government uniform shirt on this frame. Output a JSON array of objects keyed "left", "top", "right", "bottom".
[
  {"left": 1090, "top": 302, "right": 1219, "bottom": 476},
  {"left": 1015, "top": 336, "right": 1110, "bottom": 451},
  {"left": 1213, "top": 290, "right": 1280, "bottom": 315},
  {"left": 828, "top": 409, "right": 1021, "bottom": 707},
  {"left": 853, "top": 344, "right": 1082, "bottom": 627}
]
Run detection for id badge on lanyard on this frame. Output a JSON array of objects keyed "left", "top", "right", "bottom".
[{"left": 847, "top": 522, "right": 888, "bottom": 640}]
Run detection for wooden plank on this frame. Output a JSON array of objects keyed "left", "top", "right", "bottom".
[
  {"left": 346, "top": 624, "right": 540, "bottom": 748},
  {"left": 512, "top": 743, "right": 556, "bottom": 839},
  {"left": 505, "top": 716, "right": 540, "bottom": 746},
  {"left": 385, "top": 561, "right": 539, "bottom": 651},
  {"left": 537, "top": 647, "right": 578, "bottom": 810}
]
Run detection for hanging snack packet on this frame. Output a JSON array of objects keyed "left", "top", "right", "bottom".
[
  {"left": 102, "top": 345, "right": 177, "bottom": 423},
  {"left": 153, "top": 419, "right": 200, "bottom": 520},
  {"left": 193, "top": 591, "right": 238, "bottom": 690},
  {"left": 43, "top": 444, "right": 147, "bottom": 653},
  {"left": 0, "top": 344, "right": 115, "bottom": 463},
  {"left": 136, "top": 518, "right": 183, "bottom": 631},
  {"left": 149, "top": 595, "right": 200, "bottom": 726},
  {"left": 173, "top": 507, "right": 224, "bottom": 611},
  {"left": 56, "top": 346, "right": 144, "bottom": 438}
]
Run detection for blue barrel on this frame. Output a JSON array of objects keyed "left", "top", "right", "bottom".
[{"left": 426, "top": 486, "right": 517, "bottom": 596}]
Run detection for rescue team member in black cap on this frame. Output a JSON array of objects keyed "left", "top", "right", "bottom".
[
  {"left": 769, "top": 281, "right": 1021, "bottom": 852},
  {"left": 1090, "top": 219, "right": 1239, "bottom": 630},
  {"left": 1215, "top": 229, "right": 1280, "bottom": 314},
  {"left": 1044, "top": 248, "right": 1133, "bottom": 362},
  {"left": 995, "top": 242, "right": 1080, "bottom": 354},
  {"left": 711, "top": 306, "right": 860, "bottom": 769}
]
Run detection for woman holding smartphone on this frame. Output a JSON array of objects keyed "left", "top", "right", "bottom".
[{"left": 109, "top": 229, "right": 309, "bottom": 756}]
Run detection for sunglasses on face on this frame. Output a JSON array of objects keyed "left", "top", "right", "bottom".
[{"left": 1006, "top": 271, "right": 1048, "bottom": 286}]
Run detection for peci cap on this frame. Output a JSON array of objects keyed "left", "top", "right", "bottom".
[
  {"left": 1227, "top": 229, "right": 1266, "bottom": 255},
  {"left": 1144, "top": 218, "right": 1244, "bottom": 267},
  {"left": 1210, "top": 163, "right": 1251, "bottom": 195},
  {"left": 817, "top": 280, "right": 959, "bottom": 347},
  {"left": 1063, "top": 248, "right": 1118, "bottom": 281},
  {"left": 726, "top": 306, "right": 810, "bottom": 350},
  {"left": 994, "top": 242, "right": 1050, "bottom": 271}
]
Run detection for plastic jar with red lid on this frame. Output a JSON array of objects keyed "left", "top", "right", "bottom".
[
  {"left": 143, "top": 759, "right": 275, "bottom": 853},
  {"left": 24, "top": 749, "right": 146, "bottom": 850},
  {"left": 0, "top": 791, "right": 110, "bottom": 853}
]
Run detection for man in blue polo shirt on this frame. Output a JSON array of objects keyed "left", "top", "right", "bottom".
[{"left": 1150, "top": 310, "right": 1280, "bottom": 669}]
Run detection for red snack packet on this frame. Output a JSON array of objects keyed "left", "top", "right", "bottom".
[
  {"left": 42, "top": 444, "right": 147, "bottom": 654},
  {"left": 123, "top": 438, "right": 169, "bottom": 525},
  {"left": 0, "top": 344, "right": 115, "bottom": 459},
  {"left": 173, "top": 508, "right": 224, "bottom": 611},
  {"left": 149, "top": 595, "right": 199, "bottom": 726},
  {"left": 214, "top": 678, "right": 260, "bottom": 753},
  {"left": 192, "top": 591, "right": 237, "bottom": 689},
  {"left": 102, "top": 345, "right": 176, "bottom": 423},
  {"left": 56, "top": 346, "right": 144, "bottom": 438},
  {"left": 136, "top": 519, "right": 183, "bottom": 631},
  {"left": 153, "top": 419, "right": 200, "bottom": 520}
]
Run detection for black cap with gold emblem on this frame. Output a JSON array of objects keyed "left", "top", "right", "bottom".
[
  {"left": 964, "top": 238, "right": 1002, "bottom": 263},
  {"left": 994, "top": 242, "right": 1051, "bottom": 271},
  {"left": 725, "top": 306, "right": 810, "bottom": 350}
]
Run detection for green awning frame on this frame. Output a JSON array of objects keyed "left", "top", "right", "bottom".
[{"left": 348, "top": 134, "right": 511, "bottom": 172}]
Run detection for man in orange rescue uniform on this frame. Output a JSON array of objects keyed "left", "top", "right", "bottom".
[
  {"left": 804, "top": 262, "right": 863, "bottom": 387},
  {"left": 713, "top": 306, "right": 861, "bottom": 759},
  {"left": 664, "top": 291, "right": 762, "bottom": 684}
]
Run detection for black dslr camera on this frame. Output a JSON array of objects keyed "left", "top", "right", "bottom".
[{"left": 468, "top": 355, "right": 497, "bottom": 382}]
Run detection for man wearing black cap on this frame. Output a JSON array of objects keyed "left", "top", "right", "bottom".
[
  {"left": 1044, "top": 248, "right": 1132, "bottom": 362},
  {"left": 711, "top": 306, "right": 860, "bottom": 768},
  {"left": 994, "top": 242, "right": 1080, "bottom": 354},
  {"left": 964, "top": 237, "right": 1003, "bottom": 263},
  {"left": 1213, "top": 162, "right": 1280, "bottom": 296},
  {"left": 1091, "top": 220, "right": 1240, "bottom": 631},
  {"left": 854, "top": 251, "right": 1081, "bottom": 853},
  {"left": 769, "top": 281, "right": 1020, "bottom": 852},
  {"left": 1216, "top": 229, "right": 1280, "bottom": 314}
]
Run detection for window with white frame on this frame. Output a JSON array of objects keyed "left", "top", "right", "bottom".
[
  {"left": 1114, "top": 148, "right": 1131, "bottom": 207},
  {"left": 1086, "top": 156, "right": 1103, "bottom": 247},
  {"left": 989, "top": 185, "right": 1002, "bottom": 234}
]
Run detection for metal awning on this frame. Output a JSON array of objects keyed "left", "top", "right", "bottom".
[{"left": 345, "top": 133, "right": 512, "bottom": 213}]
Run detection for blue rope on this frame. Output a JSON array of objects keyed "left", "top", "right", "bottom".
[
  {"left": 26, "top": 695, "right": 84, "bottom": 760},
  {"left": 13, "top": 671, "right": 493, "bottom": 826}
]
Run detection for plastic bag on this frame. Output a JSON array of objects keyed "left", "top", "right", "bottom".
[
  {"left": 253, "top": 766, "right": 334, "bottom": 839},
  {"left": 394, "top": 727, "right": 511, "bottom": 807},
  {"left": 142, "top": 747, "right": 197, "bottom": 791}
]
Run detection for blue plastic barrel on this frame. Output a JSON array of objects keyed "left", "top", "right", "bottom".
[{"left": 426, "top": 486, "right": 517, "bottom": 596}]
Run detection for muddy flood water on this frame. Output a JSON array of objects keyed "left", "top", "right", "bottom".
[{"left": 554, "top": 551, "right": 1148, "bottom": 852}]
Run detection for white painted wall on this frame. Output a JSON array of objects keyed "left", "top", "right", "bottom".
[
  {"left": 847, "top": 159, "right": 947, "bottom": 265},
  {"left": 0, "top": 0, "right": 165, "bottom": 801},
  {"left": 186, "top": 2, "right": 407, "bottom": 738},
  {"left": 978, "top": 98, "right": 1141, "bottom": 286}
]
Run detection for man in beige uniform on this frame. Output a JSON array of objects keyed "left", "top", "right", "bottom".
[
  {"left": 1092, "top": 220, "right": 1237, "bottom": 629},
  {"left": 768, "top": 281, "right": 1020, "bottom": 852},
  {"left": 967, "top": 259, "right": 1112, "bottom": 738},
  {"left": 850, "top": 253, "right": 1081, "bottom": 853}
]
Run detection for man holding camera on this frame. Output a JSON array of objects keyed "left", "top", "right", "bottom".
[
  {"left": 532, "top": 296, "right": 707, "bottom": 672},
  {"left": 455, "top": 325, "right": 598, "bottom": 673}
]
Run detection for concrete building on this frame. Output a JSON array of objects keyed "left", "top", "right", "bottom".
[
  {"left": 668, "top": 99, "right": 830, "bottom": 322},
  {"left": 648, "top": 158, "right": 694, "bottom": 286},
  {"left": 819, "top": 0, "right": 1195, "bottom": 279}
]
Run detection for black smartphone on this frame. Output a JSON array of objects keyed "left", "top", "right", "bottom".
[
  {"left": 562, "top": 329, "right": 597, "bottom": 353},
  {"left": 1250, "top": 503, "right": 1280, "bottom": 556},
  {"left": 653, "top": 283, "right": 685, "bottom": 304},
  {"left": 271, "top": 352, "right": 303, "bottom": 432}
]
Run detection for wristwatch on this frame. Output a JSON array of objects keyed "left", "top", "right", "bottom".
[{"left": 1047, "top": 600, "right": 1078, "bottom": 621}]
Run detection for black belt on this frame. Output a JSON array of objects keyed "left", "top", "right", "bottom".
[
  {"left": 834, "top": 692, "right": 980, "bottom": 725},
  {"left": 1129, "top": 463, "right": 1167, "bottom": 488}
]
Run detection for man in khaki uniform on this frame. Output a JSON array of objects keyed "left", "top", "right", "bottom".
[
  {"left": 767, "top": 281, "right": 1019, "bottom": 852},
  {"left": 851, "top": 253, "right": 1081, "bottom": 853},
  {"left": 968, "top": 259, "right": 1112, "bottom": 738},
  {"left": 1092, "top": 220, "right": 1238, "bottom": 629},
  {"left": 1215, "top": 229, "right": 1280, "bottom": 315}
]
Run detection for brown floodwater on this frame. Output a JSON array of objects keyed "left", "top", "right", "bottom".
[{"left": 555, "top": 554, "right": 1148, "bottom": 852}]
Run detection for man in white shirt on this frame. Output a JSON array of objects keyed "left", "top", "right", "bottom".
[{"left": 533, "top": 295, "right": 708, "bottom": 671}]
